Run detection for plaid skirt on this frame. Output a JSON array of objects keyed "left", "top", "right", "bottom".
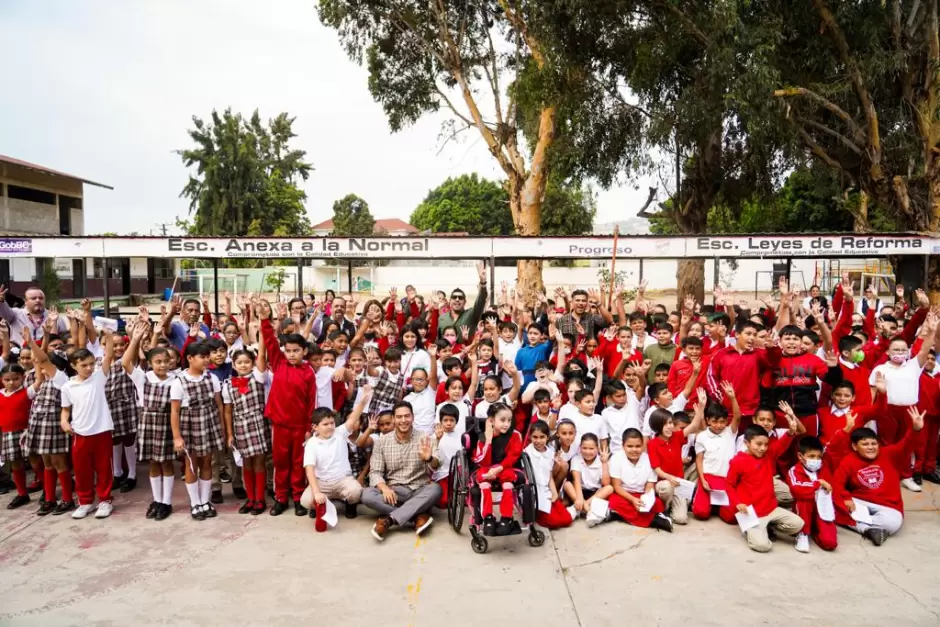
[
  {"left": 233, "top": 410, "right": 270, "bottom": 457},
  {"left": 110, "top": 400, "right": 139, "bottom": 439},
  {"left": 24, "top": 411, "right": 70, "bottom": 455},
  {"left": 180, "top": 404, "right": 224, "bottom": 458},
  {"left": 0, "top": 430, "right": 26, "bottom": 463},
  {"left": 137, "top": 408, "right": 175, "bottom": 463}
]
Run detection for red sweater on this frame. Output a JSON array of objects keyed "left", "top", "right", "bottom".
[
  {"left": 262, "top": 319, "right": 317, "bottom": 431},
  {"left": 917, "top": 370, "right": 940, "bottom": 418},
  {"left": 472, "top": 430, "right": 523, "bottom": 470},
  {"left": 725, "top": 434, "right": 793, "bottom": 517},
  {"left": 667, "top": 356, "right": 710, "bottom": 411},
  {"left": 647, "top": 431, "right": 686, "bottom": 478},
  {"left": 596, "top": 335, "right": 643, "bottom": 378},
  {"left": 833, "top": 431, "right": 915, "bottom": 514},
  {"left": 817, "top": 398, "right": 882, "bottom": 445},
  {"left": 0, "top": 387, "right": 31, "bottom": 431},
  {"left": 707, "top": 346, "right": 779, "bottom": 416}
]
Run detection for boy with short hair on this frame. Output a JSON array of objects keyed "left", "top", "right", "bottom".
[
  {"left": 602, "top": 380, "right": 643, "bottom": 455},
  {"left": 570, "top": 389, "right": 608, "bottom": 448},
  {"left": 300, "top": 388, "right": 371, "bottom": 531},
  {"left": 725, "top": 407, "right": 805, "bottom": 553},
  {"left": 786, "top": 436, "right": 837, "bottom": 553},
  {"left": 643, "top": 322, "right": 677, "bottom": 375},
  {"left": 60, "top": 333, "right": 116, "bottom": 520},
  {"left": 521, "top": 360, "right": 561, "bottom": 404},
  {"left": 642, "top": 372, "right": 697, "bottom": 439},
  {"left": 514, "top": 324, "right": 555, "bottom": 388},
  {"left": 833, "top": 407, "right": 926, "bottom": 546},
  {"left": 608, "top": 427, "right": 673, "bottom": 531},
  {"left": 668, "top": 336, "right": 709, "bottom": 411}
]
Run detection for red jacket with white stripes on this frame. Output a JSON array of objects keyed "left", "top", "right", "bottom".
[
  {"left": 786, "top": 462, "right": 833, "bottom": 502},
  {"left": 473, "top": 431, "right": 523, "bottom": 471}
]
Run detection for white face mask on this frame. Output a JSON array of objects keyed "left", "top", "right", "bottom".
[{"left": 803, "top": 459, "right": 823, "bottom": 473}]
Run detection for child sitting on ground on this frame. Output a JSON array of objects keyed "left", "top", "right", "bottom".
[
  {"left": 725, "top": 402, "right": 805, "bottom": 553},
  {"left": 692, "top": 382, "right": 741, "bottom": 522},
  {"left": 646, "top": 389, "right": 706, "bottom": 525},
  {"left": 735, "top": 404, "right": 794, "bottom": 507},
  {"left": 525, "top": 420, "right": 576, "bottom": 529},
  {"left": 565, "top": 433, "right": 613, "bottom": 521},
  {"left": 833, "top": 407, "right": 926, "bottom": 546},
  {"left": 607, "top": 428, "right": 674, "bottom": 532},
  {"left": 300, "top": 387, "right": 372, "bottom": 531},
  {"left": 786, "top": 436, "right": 837, "bottom": 553},
  {"left": 472, "top": 403, "right": 524, "bottom": 536}
]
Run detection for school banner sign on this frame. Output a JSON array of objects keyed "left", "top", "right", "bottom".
[{"left": 0, "top": 234, "right": 936, "bottom": 259}]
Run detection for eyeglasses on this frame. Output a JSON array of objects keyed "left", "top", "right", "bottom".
[{"left": 451, "top": 296, "right": 466, "bottom": 301}]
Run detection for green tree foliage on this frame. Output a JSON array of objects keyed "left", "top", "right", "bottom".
[
  {"left": 329, "top": 194, "right": 376, "bottom": 236},
  {"left": 409, "top": 174, "right": 596, "bottom": 237},
  {"left": 177, "top": 109, "right": 313, "bottom": 238}
]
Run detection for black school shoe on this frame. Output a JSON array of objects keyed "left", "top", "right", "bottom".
[
  {"left": 294, "top": 502, "right": 308, "bottom": 517},
  {"left": 210, "top": 490, "right": 223, "bottom": 504},
  {"left": 863, "top": 527, "right": 887, "bottom": 546},
  {"left": 913, "top": 473, "right": 923, "bottom": 486},
  {"left": 344, "top": 502, "right": 358, "bottom": 519},
  {"left": 6, "top": 494, "right": 29, "bottom": 509},
  {"left": 233, "top": 486, "right": 247, "bottom": 500},
  {"left": 145, "top": 501, "right": 160, "bottom": 519},
  {"left": 155, "top": 503, "right": 172, "bottom": 521},
  {"left": 269, "top": 500, "right": 288, "bottom": 516},
  {"left": 53, "top": 500, "right": 75, "bottom": 515},
  {"left": 120, "top": 477, "right": 137, "bottom": 493},
  {"left": 112, "top": 473, "right": 126, "bottom": 492},
  {"left": 191, "top": 505, "right": 206, "bottom": 521},
  {"left": 203, "top": 503, "right": 218, "bottom": 518},
  {"left": 650, "top": 513, "right": 674, "bottom": 533},
  {"left": 219, "top": 468, "right": 233, "bottom": 484},
  {"left": 37, "top": 499, "right": 56, "bottom": 516},
  {"left": 482, "top": 515, "right": 496, "bottom": 536},
  {"left": 923, "top": 470, "right": 940, "bottom": 484},
  {"left": 238, "top": 500, "right": 254, "bottom": 515},
  {"left": 495, "top": 519, "right": 512, "bottom": 536}
]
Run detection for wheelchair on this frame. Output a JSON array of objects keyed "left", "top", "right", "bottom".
[{"left": 445, "top": 429, "right": 546, "bottom": 554}]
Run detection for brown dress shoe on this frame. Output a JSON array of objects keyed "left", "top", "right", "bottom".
[
  {"left": 371, "top": 516, "right": 393, "bottom": 541},
  {"left": 414, "top": 513, "right": 433, "bottom": 535}
]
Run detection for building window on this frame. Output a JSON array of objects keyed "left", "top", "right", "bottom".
[
  {"left": 93, "top": 258, "right": 104, "bottom": 279},
  {"left": 153, "top": 258, "right": 174, "bottom": 279},
  {"left": 7, "top": 185, "right": 56, "bottom": 205},
  {"left": 35, "top": 258, "right": 54, "bottom": 279}
]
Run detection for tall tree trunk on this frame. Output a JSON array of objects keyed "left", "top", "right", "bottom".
[{"left": 677, "top": 260, "right": 705, "bottom": 310}]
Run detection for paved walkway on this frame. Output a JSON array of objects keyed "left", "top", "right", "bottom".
[{"left": 1, "top": 483, "right": 938, "bottom": 626}]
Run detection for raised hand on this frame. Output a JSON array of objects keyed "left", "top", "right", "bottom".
[
  {"left": 720, "top": 380, "right": 736, "bottom": 399},
  {"left": 476, "top": 261, "right": 486, "bottom": 283},
  {"left": 916, "top": 288, "right": 929, "bottom": 308},
  {"left": 696, "top": 387, "right": 707, "bottom": 406},
  {"left": 908, "top": 407, "right": 926, "bottom": 431},
  {"left": 418, "top": 436, "right": 433, "bottom": 461},
  {"left": 896, "top": 283, "right": 905, "bottom": 300}
]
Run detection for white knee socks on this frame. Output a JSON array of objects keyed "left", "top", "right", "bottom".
[
  {"left": 150, "top": 476, "right": 162, "bottom": 503},
  {"left": 113, "top": 445, "right": 124, "bottom": 476},
  {"left": 161, "top": 475, "right": 175, "bottom": 505},
  {"left": 185, "top": 482, "right": 201, "bottom": 507},
  {"left": 198, "top": 478, "right": 212, "bottom": 505},
  {"left": 124, "top": 444, "right": 138, "bottom": 479}
]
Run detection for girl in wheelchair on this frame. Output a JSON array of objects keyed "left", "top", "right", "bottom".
[{"left": 471, "top": 402, "right": 524, "bottom": 536}]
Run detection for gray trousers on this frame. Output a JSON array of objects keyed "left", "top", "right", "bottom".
[
  {"left": 361, "top": 483, "right": 442, "bottom": 526},
  {"left": 211, "top": 450, "right": 243, "bottom": 491}
]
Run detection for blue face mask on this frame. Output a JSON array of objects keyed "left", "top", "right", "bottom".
[{"left": 803, "top": 459, "right": 823, "bottom": 473}]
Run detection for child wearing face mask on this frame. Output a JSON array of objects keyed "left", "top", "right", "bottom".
[
  {"left": 786, "top": 436, "right": 837, "bottom": 553},
  {"left": 867, "top": 314, "right": 938, "bottom": 492}
]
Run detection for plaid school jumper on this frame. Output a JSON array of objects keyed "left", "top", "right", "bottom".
[
  {"left": 24, "top": 376, "right": 69, "bottom": 455},
  {"left": 106, "top": 363, "right": 139, "bottom": 438},
  {"left": 179, "top": 376, "right": 224, "bottom": 457},
  {"left": 138, "top": 377, "right": 175, "bottom": 462},
  {"left": 224, "top": 376, "right": 270, "bottom": 458}
]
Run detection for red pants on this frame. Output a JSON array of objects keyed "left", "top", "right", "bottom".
[
  {"left": 437, "top": 477, "right": 449, "bottom": 508},
  {"left": 609, "top": 491, "right": 663, "bottom": 527},
  {"left": 72, "top": 432, "right": 113, "bottom": 506},
  {"left": 691, "top": 474, "right": 736, "bottom": 523},
  {"left": 474, "top": 467, "right": 517, "bottom": 518},
  {"left": 794, "top": 498, "right": 837, "bottom": 551},
  {"left": 914, "top": 414, "right": 939, "bottom": 475},
  {"left": 882, "top": 405, "right": 914, "bottom": 478},
  {"left": 536, "top": 499, "right": 573, "bottom": 529},
  {"left": 271, "top": 425, "right": 306, "bottom": 503}
]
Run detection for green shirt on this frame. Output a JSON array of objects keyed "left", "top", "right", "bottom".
[{"left": 643, "top": 342, "right": 677, "bottom": 376}]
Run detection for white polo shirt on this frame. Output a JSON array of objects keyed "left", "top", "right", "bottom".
[
  {"left": 129, "top": 367, "right": 176, "bottom": 407},
  {"left": 641, "top": 393, "right": 687, "bottom": 437},
  {"left": 694, "top": 427, "right": 737, "bottom": 477},
  {"left": 303, "top": 424, "right": 353, "bottom": 482},
  {"left": 571, "top": 454, "right": 603, "bottom": 490},
  {"left": 431, "top": 431, "right": 462, "bottom": 481},
  {"left": 473, "top": 394, "right": 512, "bottom": 419},
  {"left": 437, "top": 398, "right": 471, "bottom": 437},
  {"left": 571, "top": 413, "right": 609, "bottom": 445},
  {"left": 602, "top": 398, "right": 643, "bottom": 455},
  {"left": 404, "top": 386, "right": 437, "bottom": 435},
  {"left": 609, "top": 451, "right": 656, "bottom": 493},
  {"left": 869, "top": 358, "right": 922, "bottom": 406},
  {"left": 60, "top": 369, "right": 114, "bottom": 436}
]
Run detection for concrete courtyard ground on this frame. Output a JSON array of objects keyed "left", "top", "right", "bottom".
[{"left": 1, "top": 481, "right": 938, "bottom": 627}]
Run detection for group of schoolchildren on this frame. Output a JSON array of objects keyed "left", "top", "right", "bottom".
[{"left": 0, "top": 276, "right": 938, "bottom": 555}]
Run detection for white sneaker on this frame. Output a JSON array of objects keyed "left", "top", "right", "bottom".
[
  {"left": 94, "top": 501, "right": 113, "bottom": 518},
  {"left": 72, "top": 504, "right": 96, "bottom": 519},
  {"left": 795, "top": 534, "right": 810, "bottom": 553},
  {"left": 901, "top": 478, "right": 923, "bottom": 492}
]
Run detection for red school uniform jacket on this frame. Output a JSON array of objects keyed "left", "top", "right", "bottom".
[
  {"left": 707, "top": 346, "right": 780, "bottom": 416},
  {"left": 725, "top": 433, "right": 793, "bottom": 517},
  {"left": 917, "top": 369, "right": 940, "bottom": 419},
  {"left": 472, "top": 430, "right": 523, "bottom": 470},
  {"left": 785, "top": 461, "right": 833, "bottom": 502},
  {"left": 647, "top": 430, "right": 686, "bottom": 478},
  {"left": 0, "top": 387, "right": 31, "bottom": 432},
  {"left": 596, "top": 334, "right": 643, "bottom": 379},
  {"left": 771, "top": 353, "right": 841, "bottom": 417},
  {"left": 833, "top": 431, "right": 915, "bottom": 515},
  {"left": 261, "top": 319, "right": 317, "bottom": 431},
  {"left": 667, "top": 356, "right": 711, "bottom": 411},
  {"left": 817, "top": 399, "right": 882, "bottom": 445}
]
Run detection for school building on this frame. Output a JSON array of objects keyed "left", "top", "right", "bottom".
[{"left": 0, "top": 155, "right": 176, "bottom": 299}]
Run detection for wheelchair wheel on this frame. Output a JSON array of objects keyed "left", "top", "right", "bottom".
[
  {"left": 520, "top": 452, "right": 539, "bottom": 518},
  {"left": 448, "top": 449, "right": 469, "bottom": 533},
  {"left": 528, "top": 529, "right": 546, "bottom": 547},
  {"left": 471, "top": 535, "right": 488, "bottom": 554}
]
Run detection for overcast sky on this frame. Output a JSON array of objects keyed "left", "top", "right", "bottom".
[{"left": 0, "top": 0, "right": 652, "bottom": 235}]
